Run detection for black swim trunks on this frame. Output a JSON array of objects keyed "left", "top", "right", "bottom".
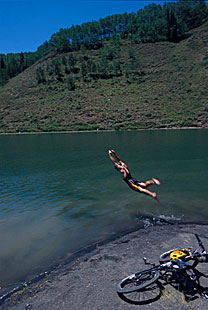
[{"left": 124, "top": 177, "right": 142, "bottom": 190}]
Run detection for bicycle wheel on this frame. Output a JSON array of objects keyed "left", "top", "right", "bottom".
[
  {"left": 117, "top": 269, "right": 160, "bottom": 293},
  {"left": 117, "top": 281, "right": 162, "bottom": 305}
]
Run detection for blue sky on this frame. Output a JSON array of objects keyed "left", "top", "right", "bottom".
[{"left": 0, "top": 0, "right": 204, "bottom": 54}]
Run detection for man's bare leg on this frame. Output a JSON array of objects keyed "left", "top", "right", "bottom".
[
  {"left": 137, "top": 186, "right": 157, "bottom": 199},
  {"left": 139, "top": 178, "right": 160, "bottom": 188}
]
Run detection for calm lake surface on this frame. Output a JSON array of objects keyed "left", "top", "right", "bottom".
[{"left": 0, "top": 130, "right": 208, "bottom": 289}]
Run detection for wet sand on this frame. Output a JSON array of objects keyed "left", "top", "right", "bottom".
[{"left": 2, "top": 223, "right": 208, "bottom": 310}]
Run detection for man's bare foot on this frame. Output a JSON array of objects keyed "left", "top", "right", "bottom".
[
  {"left": 152, "top": 192, "right": 157, "bottom": 200},
  {"left": 152, "top": 178, "right": 160, "bottom": 185}
]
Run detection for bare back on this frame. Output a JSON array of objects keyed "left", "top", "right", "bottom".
[{"left": 115, "top": 162, "right": 132, "bottom": 180}]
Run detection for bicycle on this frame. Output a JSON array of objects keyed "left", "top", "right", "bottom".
[{"left": 117, "top": 234, "right": 208, "bottom": 305}]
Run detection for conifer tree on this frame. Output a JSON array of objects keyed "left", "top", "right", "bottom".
[
  {"left": 166, "top": 8, "right": 178, "bottom": 42},
  {"left": 81, "top": 62, "right": 88, "bottom": 80},
  {"left": 20, "top": 52, "right": 24, "bottom": 71},
  {"left": 68, "top": 54, "right": 77, "bottom": 72},
  {"left": 0, "top": 57, "right": 5, "bottom": 69},
  {"left": 62, "top": 55, "right": 67, "bottom": 66},
  {"left": 112, "top": 60, "right": 121, "bottom": 76},
  {"left": 36, "top": 67, "right": 46, "bottom": 84},
  {"left": 67, "top": 76, "right": 76, "bottom": 90}
]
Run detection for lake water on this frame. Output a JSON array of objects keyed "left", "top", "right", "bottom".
[{"left": 0, "top": 130, "right": 208, "bottom": 290}]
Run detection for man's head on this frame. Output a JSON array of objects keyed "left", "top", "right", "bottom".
[
  {"left": 118, "top": 161, "right": 127, "bottom": 168},
  {"left": 114, "top": 162, "right": 125, "bottom": 171}
]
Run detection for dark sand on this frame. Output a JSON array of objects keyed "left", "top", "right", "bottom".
[{"left": 2, "top": 223, "right": 208, "bottom": 310}]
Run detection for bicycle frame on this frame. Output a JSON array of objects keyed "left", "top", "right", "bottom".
[{"left": 117, "top": 234, "right": 208, "bottom": 304}]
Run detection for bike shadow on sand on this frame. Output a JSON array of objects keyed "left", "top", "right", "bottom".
[{"left": 117, "top": 270, "right": 208, "bottom": 305}]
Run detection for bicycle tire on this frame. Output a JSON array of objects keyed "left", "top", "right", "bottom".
[
  {"left": 117, "top": 269, "right": 160, "bottom": 293},
  {"left": 117, "top": 281, "right": 162, "bottom": 305}
]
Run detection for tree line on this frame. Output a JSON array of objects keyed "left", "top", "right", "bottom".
[
  {"left": 0, "top": 49, "right": 47, "bottom": 85},
  {"left": 35, "top": 46, "right": 143, "bottom": 90},
  {"left": 1, "top": 0, "right": 208, "bottom": 85},
  {"left": 46, "top": 0, "right": 208, "bottom": 50}
]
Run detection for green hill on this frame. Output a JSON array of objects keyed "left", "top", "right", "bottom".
[{"left": 0, "top": 20, "right": 208, "bottom": 133}]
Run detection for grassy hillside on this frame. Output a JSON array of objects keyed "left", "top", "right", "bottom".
[{"left": 0, "top": 21, "right": 208, "bottom": 133}]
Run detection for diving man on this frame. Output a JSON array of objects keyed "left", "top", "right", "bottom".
[{"left": 108, "top": 150, "right": 160, "bottom": 200}]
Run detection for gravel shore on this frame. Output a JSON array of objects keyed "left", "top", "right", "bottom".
[{"left": 2, "top": 223, "right": 208, "bottom": 310}]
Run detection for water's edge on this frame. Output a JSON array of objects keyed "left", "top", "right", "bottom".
[
  {"left": 0, "top": 126, "right": 206, "bottom": 136},
  {"left": 1, "top": 217, "right": 208, "bottom": 305}
]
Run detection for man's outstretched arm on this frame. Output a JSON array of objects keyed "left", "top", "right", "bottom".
[
  {"left": 110, "top": 150, "right": 121, "bottom": 162},
  {"left": 108, "top": 150, "right": 119, "bottom": 168}
]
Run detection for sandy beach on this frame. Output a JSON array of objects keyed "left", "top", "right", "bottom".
[{"left": 1, "top": 223, "right": 208, "bottom": 310}]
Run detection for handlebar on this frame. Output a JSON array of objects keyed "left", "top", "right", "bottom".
[
  {"left": 175, "top": 234, "right": 208, "bottom": 265},
  {"left": 185, "top": 251, "right": 208, "bottom": 262},
  {"left": 195, "top": 234, "right": 206, "bottom": 252}
]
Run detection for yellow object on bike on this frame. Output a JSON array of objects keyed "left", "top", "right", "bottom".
[{"left": 170, "top": 249, "right": 190, "bottom": 261}]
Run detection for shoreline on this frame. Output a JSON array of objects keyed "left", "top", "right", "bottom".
[
  {"left": 0, "top": 126, "right": 206, "bottom": 136},
  {"left": 2, "top": 221, "right": 208, "bottom": 310},
  {"left": 0, "top": 217, "right": 160, "bottom": 301}
]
